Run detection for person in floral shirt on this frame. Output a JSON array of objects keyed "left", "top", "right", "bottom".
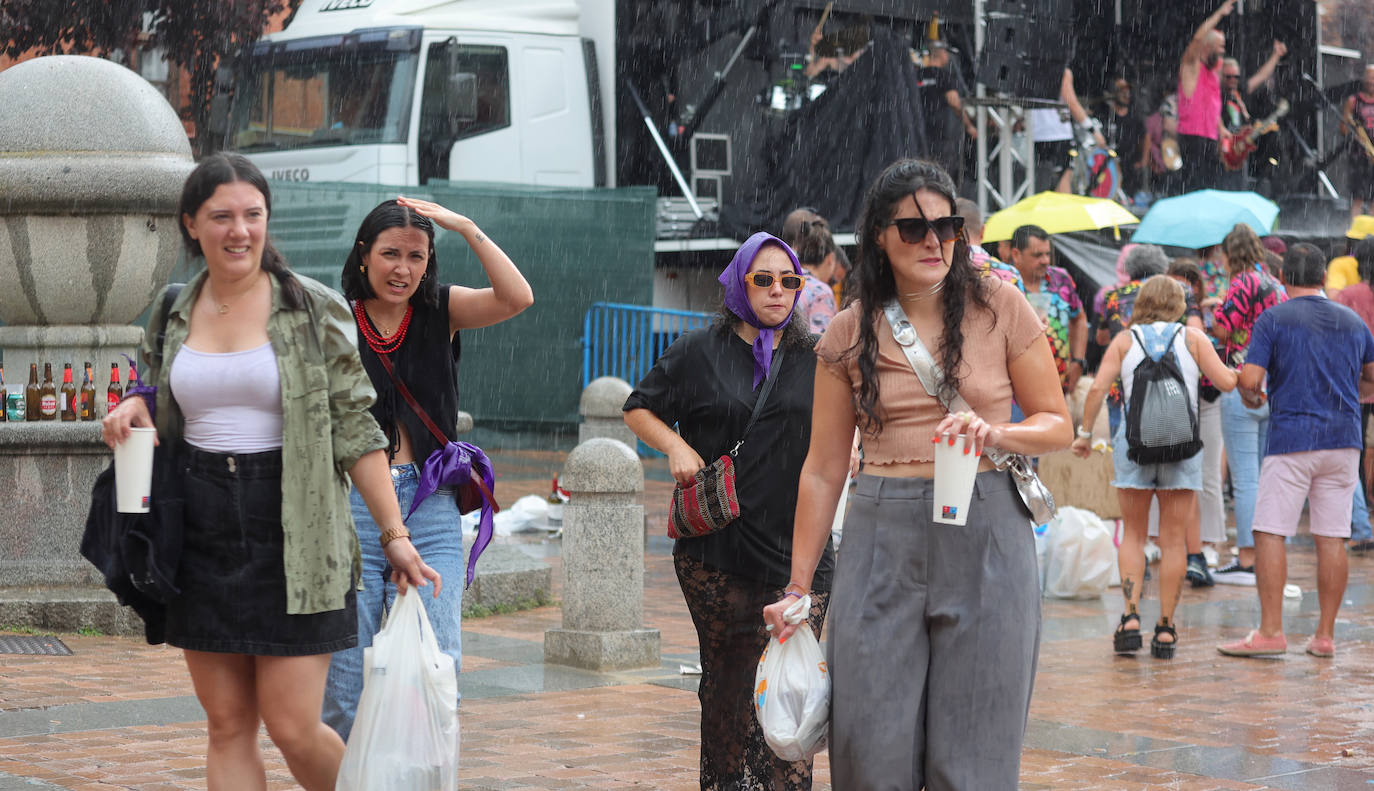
[
  {"left": 793, "top": 218, "right": 839, "bottom": 333},
  {"left": 1010, "top": 224, "right": 1085, "bottom": 392},
  {"left": 1211, "top": 222, "right": 1287, "bottom": 584},
  {"left": 957, "top": 198, "right": 1025, "bottom": 293},
  {"left": 1095, "top": 244, "right": 1171, "bottom": 424}
]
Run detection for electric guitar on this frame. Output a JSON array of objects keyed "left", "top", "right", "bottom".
[
  {"left": 1353, "top": 120, "right": 1374, "bottom": 165},
  {"left": 1220, "top": 99, "right": 1289, "bottom": 171}
]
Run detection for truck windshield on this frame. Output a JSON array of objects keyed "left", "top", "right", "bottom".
[{"left": 230, "top": 34, "right": 420, "bottom": 152}]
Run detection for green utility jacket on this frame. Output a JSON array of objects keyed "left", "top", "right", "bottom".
[{"left": 141, "top": 270, "right": 386, "bottom": 615}]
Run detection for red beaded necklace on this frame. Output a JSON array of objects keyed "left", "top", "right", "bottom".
[{"left": 353, "top": 300, "right": 413, "bottom": 355}]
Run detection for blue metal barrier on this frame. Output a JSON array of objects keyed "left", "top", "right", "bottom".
[{"left": 582, "top": 302, "right": 713, "bottom": 388}]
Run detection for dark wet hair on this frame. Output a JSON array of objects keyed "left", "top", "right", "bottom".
[
  {"left": 178, "top": 152, "right": 304, "bottom": 309},
  {"left": 1282, "top": 243, "right": 1326, "bottom": 288},
  {"left": 794, "top": 218, "right": 836, "bottom": 266},
  {"left": 845, "top": 158, "right": 989, "bottom": 436},
  {"left": 1011, "top": 224, "right": 1049, "bottom": 251},
  {"left": 340, "top": 200, "right": 442, "bottom": 308},
  {"left": 1356, "top": 238, "right": 1374, "bottom": 286}
]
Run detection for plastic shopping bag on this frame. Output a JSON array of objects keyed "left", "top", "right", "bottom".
[
  {"left": 1042, "top": 506, "right": 1116, "bottom": 600},
  {"left": 754, "top": 595, "right": 829, "bottom": 762},
  {"left": 336, "top": 589, "right": 459, "bottom": 791}
]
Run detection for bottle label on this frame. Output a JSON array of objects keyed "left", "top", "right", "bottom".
[
  {"left": 40, "top": 395, "right": 57, "bottom": 415},
  {"left": 60, "top": 394, "right": 68, "bottom": 411},
  {"left": 107, "top": 393, "right": 120, "bottom": 413}
]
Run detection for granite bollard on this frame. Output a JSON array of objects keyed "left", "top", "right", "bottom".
[
  {"left": 544, "top": 438, "right": 660, "bottom": 670},
  {"left": 577, "top": 376, "right": 638, "bottom": 447}
]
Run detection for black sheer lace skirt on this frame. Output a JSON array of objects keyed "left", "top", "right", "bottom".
[{"left": 674, "top": 551, "right": 830, "bottom": 791}]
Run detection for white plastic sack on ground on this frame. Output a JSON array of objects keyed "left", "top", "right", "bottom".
[
  {"left": 754, "top": 595, "right": 829, "bottom": 762},
  {"left": 337, "top": 589, "right": 459, "bottom": 791},
  {"left": 1043, "top": 506, "right": 1115, "bottom": 600}
]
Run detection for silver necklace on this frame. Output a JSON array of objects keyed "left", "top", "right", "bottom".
[{"left": 900, "top": 279, "right": 945, "bottom": 300}]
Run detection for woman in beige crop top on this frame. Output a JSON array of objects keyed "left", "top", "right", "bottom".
[{"left": 764, "top": 159, "right": 1071, "bottom": 790}]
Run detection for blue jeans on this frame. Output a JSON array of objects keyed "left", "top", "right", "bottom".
[
  {"left": 323, "top": 464, "right": 465, "bottom": 741},
  {"left": 1352, "top": 482, "right": 1372, "bottom": 541},
  {"left": 1220, "top": 389, "right": 1270, "bottom": 550}
]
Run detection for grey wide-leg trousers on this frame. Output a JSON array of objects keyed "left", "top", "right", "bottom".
[{"left": 827, "top": 470, "right": 1042, "bottom": 791}]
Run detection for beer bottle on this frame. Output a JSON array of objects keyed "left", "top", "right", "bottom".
[
  {"left": 0, "top": 365, "right": 6, "bottom": 423},
  {"left": 25, "top": 363, "right": 39, "bottom": 421},
  {"left": 39, "top": 363, "right": 57, "bottom": 420},
  {"left": 106, "top": 363, "right": 123, "bottom": 415},
  {"left": 60, "top": 363, "right": 77, "bottom": 421},
  {"left": 79, "top": 363, "right": 96, "bottom": 421}
]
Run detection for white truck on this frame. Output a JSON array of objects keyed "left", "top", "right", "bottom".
[{"left": 227, "top": 0, "right": 615, "bottom": 189}]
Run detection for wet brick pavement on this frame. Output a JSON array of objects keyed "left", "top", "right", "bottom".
[{"left": 4, "top": 449, "right": 1374, "bottom": 790}]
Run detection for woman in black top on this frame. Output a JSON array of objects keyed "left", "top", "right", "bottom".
[
  {"left": 625, "top": 232, "right": 834, "bottom": 791},
  {"left": 322, "top": 197, "right": 533, "bottom": 740}
]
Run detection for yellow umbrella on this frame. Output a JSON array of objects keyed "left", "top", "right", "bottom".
[{"left": 981, "top": 191, "right": 1139, "bottom": 243}]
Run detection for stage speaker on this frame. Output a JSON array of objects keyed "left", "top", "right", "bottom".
[{"left": 977, "top": 6, "right": 1076, "bottom": 100}]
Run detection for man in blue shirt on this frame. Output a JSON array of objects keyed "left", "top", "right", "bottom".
[{"left": 1218, "top": 243, "right": 1374, "bottom": 659}]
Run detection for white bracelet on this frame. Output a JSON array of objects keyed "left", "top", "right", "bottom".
[{"left": 1076, "top": 426, "right": 1093, "bottom": 440}]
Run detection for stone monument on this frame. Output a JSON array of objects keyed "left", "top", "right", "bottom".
[
  {"left": 0, "top": 55, "right": 193, "bottom": 631},
  {"left": 545, "top": 437, "right": 660, "bottom": 670}
]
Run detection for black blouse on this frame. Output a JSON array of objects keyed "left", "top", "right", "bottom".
[
  {"left": 355, "top": 285, "right": 461, "bottom": 463},
  {"left": 624, "top": 327, "right": 834, "bottom": 591}
]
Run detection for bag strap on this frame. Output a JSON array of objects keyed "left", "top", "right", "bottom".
[
  {"left": 152, "top": 283, "right": 185, "bottom": 367},
  {"left": 880, "top": 300, "right": 969, "bottom": 414},
  {"left": 730, "top": 346, "right": 786, "bottom": 456},
  {"left": 374, "top": 350, "right": 498, "bottom": 508}
]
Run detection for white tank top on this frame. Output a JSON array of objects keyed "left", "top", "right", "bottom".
[
  {"left": 170, "top": 342, "right": 284, "bottom": 453},
  {"left": 1120, "top": 322, "right": 1199, "bottom": 407}
]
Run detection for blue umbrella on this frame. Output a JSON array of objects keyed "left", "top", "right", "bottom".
[{"left": 1129, "top": 190, "right": 1279, "bottom": 249}]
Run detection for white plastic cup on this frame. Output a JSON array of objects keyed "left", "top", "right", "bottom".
[
  {"left": 114, "top": 427, "right": 157, "bottom": 514},
  {"left": 933, "top": 434, "right": 980, "bottom": 526}
]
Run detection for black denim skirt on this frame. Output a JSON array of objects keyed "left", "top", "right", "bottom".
[{"left": 165, "top": 443, "right": 357, "bottom": 656}]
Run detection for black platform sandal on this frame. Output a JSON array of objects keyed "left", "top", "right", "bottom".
[
  {"left": 1114, "top": 612, "right": 1142, "bottom": 654},
  {"left": 1151, "top": 618, "right": 1177, "bottom": 659}
]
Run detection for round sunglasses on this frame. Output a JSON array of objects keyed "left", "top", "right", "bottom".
[
  {"left": 746, "top": 272, "right": 805, "bottom": 291},
  {"left": 883, "top": 216, "right": 965, "bottom": 245}
]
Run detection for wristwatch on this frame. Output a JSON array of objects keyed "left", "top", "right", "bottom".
[{"left": 1070, "top": 357, "right": 1087, "bottom": 370}]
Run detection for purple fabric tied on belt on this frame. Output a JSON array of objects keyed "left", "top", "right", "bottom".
[
  {"left": 122, "top": 354, "right": 157, "bottom": 421},
  {"left": 718, "top": 232, "right": 803, "bottom": 389},
  {"left": 409, "top": 440, "right": 497, "bottom": 589}
]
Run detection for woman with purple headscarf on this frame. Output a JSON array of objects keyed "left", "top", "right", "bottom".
[{"left": 625, "top": 233, "right": 834, "bottom": 791}]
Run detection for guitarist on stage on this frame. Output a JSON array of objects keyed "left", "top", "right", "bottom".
[
  {"left": 1341, "top": 65, "right": 1374, "bottom": 221},
  {"left": 1220, "top": 42, "right": 1286, "bottom": 188}
]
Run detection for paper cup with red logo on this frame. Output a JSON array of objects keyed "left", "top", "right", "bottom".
[
  {"left": 114, "top": 427, "right": 156, "bottom": 513},
  {"left": 933, "top": 434, "right": 979, "bottom": 526}
]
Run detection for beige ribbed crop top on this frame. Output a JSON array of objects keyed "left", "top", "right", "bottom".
[{"left": 815, "top": 278, "right": 1045, "bottom": 465}]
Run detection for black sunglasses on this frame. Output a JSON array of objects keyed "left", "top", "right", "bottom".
[
  {"left": 746, "top": 272, "right": 805, "bottom": 291},
  {"left": 884, "top": 216, "right": 965, "bottom": 245}
]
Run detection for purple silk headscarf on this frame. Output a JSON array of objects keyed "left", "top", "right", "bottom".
[{"left": 719, "top": 232, "right": 803, "bottom": 389}]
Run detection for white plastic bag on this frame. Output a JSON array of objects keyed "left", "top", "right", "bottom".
[
  {"left": 754, "top": 595, "right": 829, "bottom": 762},
  {"left": 336, "top": 589, "right": 459, "bottom": 791},
  {"left": 1042, "top": 506, "right": 1115, "bottom": 600}
]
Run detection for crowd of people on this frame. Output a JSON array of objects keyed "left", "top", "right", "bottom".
[{"left": 625, "top": 156, "right": 1374, "bottom": 787}]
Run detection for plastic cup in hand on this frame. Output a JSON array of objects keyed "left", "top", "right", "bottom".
[
  {"left": 933, "top": 434, "right": 980, "bottom": 526},
  {"left": 114, "top": 427, "right": 156, "bottom": 514}
]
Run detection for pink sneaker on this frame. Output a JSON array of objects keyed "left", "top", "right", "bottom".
[
  {"left": 1217, "top": 630, "right": 1288, "bottom": 657},
  {"left": 1305, "top": 637, "right": 1335, "bottom": 658}
]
